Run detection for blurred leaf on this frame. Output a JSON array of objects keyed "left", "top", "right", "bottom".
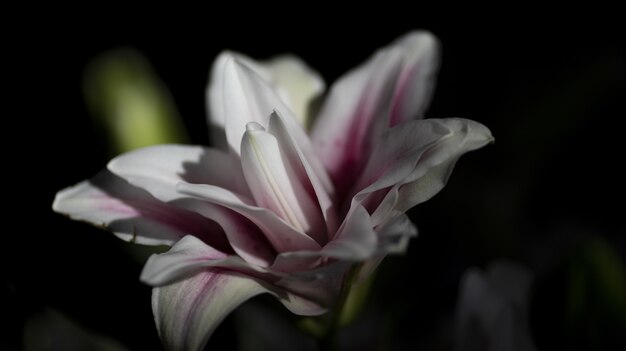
[
  {"left": 298, "top": 316, "right": 326, "bottom": 339},
  {"left": 566, "top": 236, "right": 626, "bottom": 347},
  {"left": 339, "top": 269, "right": 375, "bottom": 327},
  {"left": 585, "top": 238, "right": 626, "bottom": 328},
  {"left": 566, "top": 256, "right": 589, "bottom": 330},
  {"left": 83, "top": 48, "right": 188, "bottom": 155}
]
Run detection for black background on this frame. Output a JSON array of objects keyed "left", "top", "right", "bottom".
[{"left": 6, "top": 12, "right": 625, "bottom": 350}]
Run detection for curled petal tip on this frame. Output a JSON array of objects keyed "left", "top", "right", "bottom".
[
  {"left": 473, "top": 121, "right": 495, "bottom": 146},
  {"left": 246, "top": 121, "right": 265, "bottom": 131}
]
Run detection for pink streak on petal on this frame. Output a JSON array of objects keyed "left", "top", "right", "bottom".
[{"left": 389, "top": 63, "right": 419, "bottom": 127}]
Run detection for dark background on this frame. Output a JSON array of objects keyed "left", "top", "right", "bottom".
[{"left": 6, "top": 13, "right": 625, "bottom": 350}]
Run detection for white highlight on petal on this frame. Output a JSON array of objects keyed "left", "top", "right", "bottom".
[
  {"left": 107, "top": 144, "right": 250, "bottom": 201},
  {"left": 210, "top": 55, "right": 335, "bottom": 200},
  {"left": 241, "top": 120, "right": 327, "bottom": 244},
  {"left": 207, "top": 52, "right": 325, "bottom": 144},
  {"left": 267, "top": 112, "right": 338, "bottom": 238},
  {"left": 242, "top": 122, "right": 304, "bottom": 231}
]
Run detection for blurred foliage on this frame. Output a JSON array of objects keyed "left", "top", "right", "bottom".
[
  {"left": 84, "top": 49, "right": 183, "bottom": 263},
  {"left": 83, "top": 48, "right": 189, "bottom": 155},
  {"left": 566, "top": 237, "right": 626, "bottom": 349}
]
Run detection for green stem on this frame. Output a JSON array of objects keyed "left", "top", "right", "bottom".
[{"left": 317, "top": 265, "right": 359, "bottom": 350}]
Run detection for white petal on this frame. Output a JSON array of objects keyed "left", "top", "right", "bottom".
[
  {"left": 152, "top": 271, "right": 325, "bottom": 351},
  {"left": 107, "top": 144, "right": 250, "bottom": 201},
  {"left": 140, "top": 235, "right": 272, "bottom": 286},
  {"left": 268, "top": 112, "right": 339, "bottom": 237},
  {"left": 355, "top": 118, "right": 493, "bottom": 227},
  {"left": 375, "top": 214, "right": 418, "bottom": 254},
  {"left": 144, "top": 235, "right": 330, "bottom": 313},
  {"left": 207, "top": 52, "right": 324, "bottom": 143},
  {"left": 106, "top": 145, "right": 281, "bottom": 265},
  {"left": 273, "top": 204, "right": 379, "bottom": 261},
  {"left": 214, "top": 56, "right": 334, "bottom": 195},
  {"left": 166, "top": 202, "right": 276, "bottom": 267},
  {"left": 311, "top": 45, "right": 403, "bottom": 191},
  {"left": 311, "top": 31, "right": 440, "bottom": 191},
  {"left": 388, "top": 31, "right": 440, "bottom": 126},
  {"left": 219, "top": 55, "right": 297, "bottom": 155},
  {"left": 152, "top": 271, "right": 269, "bottom": 351},
  {"left": 206, "top": 52, "right": 230, "bottom": 149},
  {"left": 52, "top": 171, "right": 225, "bottom": 247},
  {"left": 320, "top": 204, "right": 377, "bottom": 260},
  {"left": 274, "top": 260, "right": 350, "bottom": 308},
  {"left": 177, "top": 182, "right": 321, "bottom": 253},
  {"left": 241, "top": 121, "right": 327, "bottom": 244},
  {"left": 352, "top": 213, "right": 419, "bottom": 283},
  {"left": 262, "top": 55, "right": 325, "bottom": 127}
]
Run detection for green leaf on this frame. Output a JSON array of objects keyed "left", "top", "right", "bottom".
[{"left": 83, "top": 48, "right": 188, "bottom": 155}]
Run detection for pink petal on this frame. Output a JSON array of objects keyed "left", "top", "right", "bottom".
[
  {"left": 142, "top": 235, "right": 338, "bottom": 309},
  {"left": 172, "top": 200, "right": 276, "bottom": 267},
  {"left": 267, "top": 112, "right": 339, "bottom": 238},
  {"left": 311, "top": 31, "right": 440, "bottom": 194},
  {"left": 151, "top": 256, "right": 326, "bottom": 350},
  {"left": 176, "top": 182, "right": 321, "bottom": 253},
  {"left": 152, "top": 270, "right": 270, "bottom": 351},
  {"left": 106, "top": 144, "right": 283, "bottom": 265},
  {"left": 52, "top": 171, "right": 228, "bottom": 249}
]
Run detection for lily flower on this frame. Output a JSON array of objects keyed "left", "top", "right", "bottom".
[{"left": 53, "top": 30, "right": 493, "bottom": 350}]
